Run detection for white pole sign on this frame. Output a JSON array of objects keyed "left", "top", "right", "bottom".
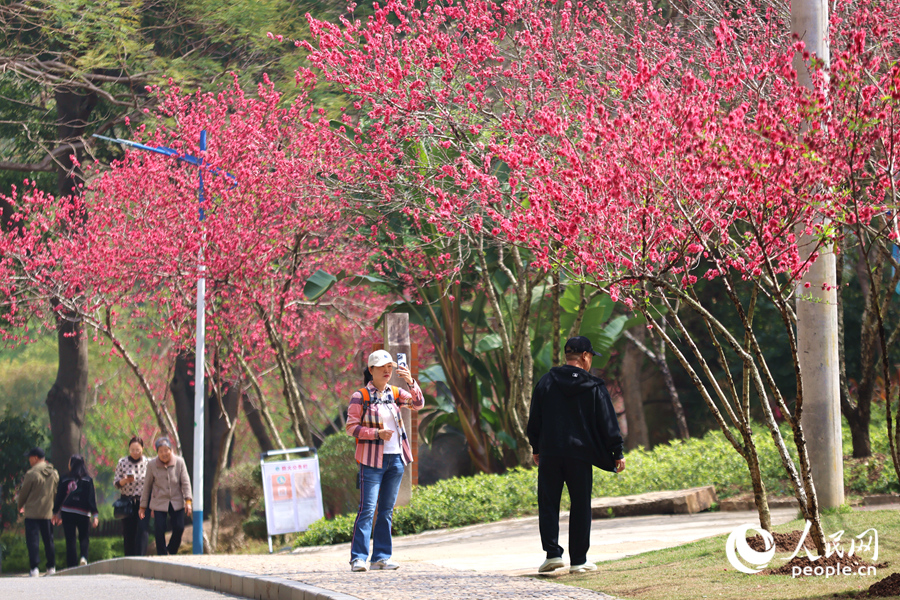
[{"left": 260, "top": 452, "right": 324, "bottom": 537}]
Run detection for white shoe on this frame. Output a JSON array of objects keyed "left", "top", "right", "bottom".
[
  {"left": 29, "top": 568, "right": 39, "bottom": 577},
  {"left": 569, "top": 562, "right": 597, "bottom": 573},
  {"left": 350, "top": 559, "right": 368, "bottom": 572},
  {"left": 46, "top": 567, "right": 56, "bottom": 575},
  {"left": 370, "top": 559, "right": 400, "bottom": 570},
  {"left": 539, "top": 557, "right": 565, "bottom": 573},
  {"left": 79, "top": 557, "right": 88, "bottom": 566}
]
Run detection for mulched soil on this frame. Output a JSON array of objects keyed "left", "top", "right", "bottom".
[
  {"left": 867, "top": 573, "right": 900, "bottom": 597},
  {"left": 746, "top": 530, "right": 816, "bottom": 553}
]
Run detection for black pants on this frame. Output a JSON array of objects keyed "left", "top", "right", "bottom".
[
  {"left": 122, "top": 497, "right": 149, "bottom": 556},
  {"left": 153, "top": 503, "right": 185, "bottom": 556},
  {"left": 24, "top": 518, "right": 55, "bottom": 571},
  {"left": 61, "top": 512, "right": 90, "bottom": 568},
  {"left": 537, "top": 456, "right": 593, "bottom": 565}
]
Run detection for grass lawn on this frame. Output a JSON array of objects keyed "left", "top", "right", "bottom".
[{"left": 550, "top": 509, "right": 900, "bottom": 600}]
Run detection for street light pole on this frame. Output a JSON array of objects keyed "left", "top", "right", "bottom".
[
  {"left": 192, "top": 130, "right": 207, "bottom": 554},
  {"left": 93, "top": 130, "right": 234, "bottom": 553}
]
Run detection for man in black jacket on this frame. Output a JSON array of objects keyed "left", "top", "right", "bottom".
[{"left": 527, "top": 336, "right": 626, "bottom": 574}]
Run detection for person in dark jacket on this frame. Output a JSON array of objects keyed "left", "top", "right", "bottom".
[
  {"left": 52, "top": 454, "right": 99, "bottom": 568},
  {"left": 527, "top": 336, "right": 626, "bottom": 575},
  {"left": 17, "top": 447, "right": 59, "bottom": 577}
]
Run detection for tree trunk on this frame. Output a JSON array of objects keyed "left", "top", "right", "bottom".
[
  {"left": 621, "top": 326, "right": 649, "bottom": 449},
  {"left": 45, "top": 87, "right": 97, "bottom": 467},
  {"left": 171, "top": 352, "right": 195, "bottom": 467},
  {"left": 46, "top": 316, "right": 88, "bottom": 466},
  {"left": 207, "top": 384, "right": 240, "bottom": 551},
  {"left": 244, "top": 398, "right": 275, "bottom": 453},
  {"left": 551, "top": 269, "right": 561, "bottom": 367}
]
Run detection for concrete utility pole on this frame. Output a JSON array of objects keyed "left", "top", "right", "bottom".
[
  {"left": 792, "top": 0, "right": 844, "bottom": 508},
  {"left": 384, "top": 313, "right": 415, "bottom": 506}
]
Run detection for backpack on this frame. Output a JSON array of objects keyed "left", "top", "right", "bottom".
[{"left": 355, "top": 385, "right": 400, "bottom": 451}]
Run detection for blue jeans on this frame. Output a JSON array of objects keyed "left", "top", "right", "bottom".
[{"left": 350, "top": 454, "right": 404, "bottom": 563}]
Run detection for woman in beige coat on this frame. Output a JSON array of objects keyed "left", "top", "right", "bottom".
[{"left": 139, "top": 437, "right": 192, "bottom": 555}]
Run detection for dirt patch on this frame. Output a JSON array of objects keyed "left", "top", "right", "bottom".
[
  {"left": 746, "top": 530, "right": 816, "bottom": 553},
  {"left": 762, "top": 551, "right": 885, "bottom": 576},
  {"left": 867, "top": 572, "right": 900, "bottom": 597}
]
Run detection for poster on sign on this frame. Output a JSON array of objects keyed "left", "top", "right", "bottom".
[{"left": 260, "top": 451, "right": 324, "bottom": 537}]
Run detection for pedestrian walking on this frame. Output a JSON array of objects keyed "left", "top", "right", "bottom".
[
  {"left": 17, "top": 446, "right": 59, "bottom": 577},
  {"left": 52, "top": 454, "right": 99, "bottom": 568},
  {"left": 139, "top": 437, "right": 192, "bottom": 556},
  {"left": 346, "top": 349, "right": 424, "bottom": 572},
  {"left": 527, "top": 336, "right": 626, "bottom": 574},
  {"left": 114, "top": 435, "right": 151, "bottom": 556}
]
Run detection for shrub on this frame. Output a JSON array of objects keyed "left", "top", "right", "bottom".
[
  {"left": 317, "top": 434, "right": 359, "bottom": 517},
  {"left": 295, "top": 467, "right": 539, "bottom": 547},
  {"left": 293, "top": 421, "right": 900, "bottom": 548},
  {"left": 222, "top": 462, "right": 263, "bottom": 513},
  {"left": 0, "top": 408, "right": 47, "bottom": 531},
  {"left": 242, "top": 509, "right": 269, "bottom": 540},
  {"left": 0, "top": 531, "right": 122, "bottom": 573}
]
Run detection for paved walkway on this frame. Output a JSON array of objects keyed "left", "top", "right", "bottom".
[
  {"left": 49, "top": 506, "right": 801, "bottom": 600},
  {"left": 0, "top": 574, "right": 245, "bottom": 600}
]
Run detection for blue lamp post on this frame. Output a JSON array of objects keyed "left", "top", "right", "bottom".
[{"left": 93, "top": 131, "right": 235, "bottom": 554}]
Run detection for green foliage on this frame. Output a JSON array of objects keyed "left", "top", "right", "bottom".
[
  {"left": 0, "top": 407, "right": 48, "bottom": 531},
  {"left": 593, "top": 428, "right": 800, "bottom": 499},
  {"left": 842, "top": 411, "right": 900, "bottom": 495},
  {"left": 0, "top": 338, "right": 56, "bottom": 418},
  {"left": 242, "top": 510, "right": 269, "bottom": 541},
  {"left": 0, "top": 531, "right": 122, "bottom": 573},
  {"left": 294, "top": 512, "right": 356, "bottom": 546},
  {"left": 317, "top": 434, "right": 359, "bottom": 517},
  {"left": 221, "top": 462, "right": 263, "bottom": 514},
  {"left": 294, "top": 421, "right": 900, "bottom": 548},
  {"left": 295, "top": 467, "right": 539, "bottom": 547}
]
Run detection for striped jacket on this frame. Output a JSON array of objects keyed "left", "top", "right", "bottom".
[{"left": 346, "top": 381, "right": 424, "bottom": 468}]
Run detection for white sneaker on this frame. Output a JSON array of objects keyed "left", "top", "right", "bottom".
[
  {"left": 29, "top": 568, "right": 39, "bottom": 577},
  {"left": 370, "top": 559, "right": 400, "bottom": 570},
  {"left": 79, "top": 557, "right": 88, "bottom": 566},
  {"left": 569, "top": 562, "right": 597, "bottom": 573},
  {"left": 538, "top": 557, "right": 565, "bottom": 573},
  {"left": 46, "top": 567, "right": 56, "bottom": 575},
  {"left": 350, "top": 559, "right": 368, "bottom": 572}
]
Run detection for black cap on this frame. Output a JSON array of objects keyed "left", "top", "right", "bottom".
[
  {"left": 564, "top": 336, "right": 601, "bottom": 357},
  {"left": 25, "top": 447, "right": 45, "bottom": 459}
]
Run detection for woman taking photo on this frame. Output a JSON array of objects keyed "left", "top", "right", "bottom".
[
  {"left": 52, "top": 454, "right": 99, "bottom": 568},
  {"left": 346, "top": 350, "right": 424, "bottom": 572},
  {"left": 114, "top": 436, "right": 150, "bottom": 556},
  {"left": 139, "top": 437, "right": 192, "bottom": 556}
]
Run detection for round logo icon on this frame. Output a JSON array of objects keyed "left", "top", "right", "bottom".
[
  {"left": 276, "top": 475, "right": 287, "bottom": 485},
  {"left": 725, "top": 524, "right": 776, "bottom": 574}
]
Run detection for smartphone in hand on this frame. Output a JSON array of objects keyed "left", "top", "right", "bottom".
[{"left": 397, "top": 353, "right": 408, "bottom": 368}]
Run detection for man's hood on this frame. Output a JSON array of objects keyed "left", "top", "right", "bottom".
[
  {"left": 548, "top": 364, "right": 603, "bottom": 393},
  {"left": 31, "top": 461, "right": 55, "bottom": 478}
]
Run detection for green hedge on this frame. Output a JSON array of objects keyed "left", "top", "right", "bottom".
[
  {"left": 294, "top": 418, "right": 900, "bottom": 548},
  {"left": 0, "top": 533, "right": 123, "bottom": 573},
  {"left": 295, "top": 466, "right": 540, "bottom": 547}
]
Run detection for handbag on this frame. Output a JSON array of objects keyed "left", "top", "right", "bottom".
[{"left": 113, "top": 496, "right": 135, "bottom": 520}]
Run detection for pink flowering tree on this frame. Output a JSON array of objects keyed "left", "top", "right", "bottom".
[
  {"left": 0, "top": 77, "right": 385, "bottom": 545},
  {"left": 812, "top": 6, "right": 900, "bottom": 471},
  {"left": 303, "top": 0, "right": 900, "bottom": 550}
]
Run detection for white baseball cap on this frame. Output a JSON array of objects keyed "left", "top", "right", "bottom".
[{"left": 368, "top": 350, "right": 396, "bottom": 368}]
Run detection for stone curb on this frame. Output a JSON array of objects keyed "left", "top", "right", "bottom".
[
  {"left": 56, "top": 557, "right": 360, "bottom": 600},
  {"left": 591, "top": 485, "right": 718, "bottom": 518}
]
